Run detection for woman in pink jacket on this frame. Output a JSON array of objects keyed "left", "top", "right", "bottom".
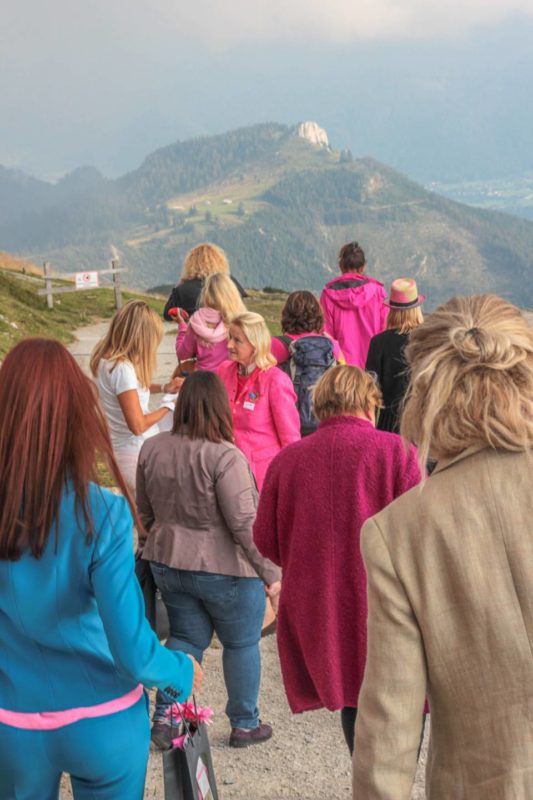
[
  {"left": 320, "top": 241, "right": 388, "bottom": 368},
  {"left": 217, "top": 312, "right": 300, "bottom": 490}
]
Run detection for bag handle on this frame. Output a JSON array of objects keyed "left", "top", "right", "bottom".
[{"left": 169, "top": 694, "right": 201, "bottom": 749}]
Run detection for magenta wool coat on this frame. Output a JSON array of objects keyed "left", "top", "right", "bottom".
[
  {"left": 216, "top": 361, "right": 301, "bottom": 491},
  {"left": 253, "top": 415, "right": 421, "bottom": 713}
]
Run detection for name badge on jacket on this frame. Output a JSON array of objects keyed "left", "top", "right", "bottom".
[{"left": 243, "top": 401, "right": 255, "bottom": 411}]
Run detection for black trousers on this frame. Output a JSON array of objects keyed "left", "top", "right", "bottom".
[
  {"left": 341, "top": 707, "right": 357, "bottom": 755},
  {"left": 342, "top": 707, "right": 427, "bottom": 758}
]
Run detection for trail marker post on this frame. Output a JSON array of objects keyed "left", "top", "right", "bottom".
[
  {"left": 112, "top": 260, "right": 122, "bottom": 310},
  {"left": 43, "top": 261, "right": 54, "bottom": 309}
]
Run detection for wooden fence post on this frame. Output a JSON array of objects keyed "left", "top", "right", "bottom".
[
  {"left": 43, "top": 261, "right": 53, "bottom": 309},
  {"left": 112, "top": 260, "right": 122, "bottom": 310}
]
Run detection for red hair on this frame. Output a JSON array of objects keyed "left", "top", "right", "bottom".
[{"left": 0, "top": 338, "right": 140, "bottom": 560}]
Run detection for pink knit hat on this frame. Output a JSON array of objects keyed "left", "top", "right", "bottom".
[
  {"left": 384, "top": 278, "right": 425, "bottom": 309},
  {"left": 189, "top": 307, "right": 228, "bottom": 343}
]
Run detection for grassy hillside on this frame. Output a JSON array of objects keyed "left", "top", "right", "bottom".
[
  {"left": 0, "top": 253, "right": 287, "bottom": 358},
  {"left": 0, "top": 253, "right": 162, "bottom": 357}
]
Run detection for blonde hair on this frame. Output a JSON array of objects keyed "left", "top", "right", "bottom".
[
  {"left": 200, "top": 273, "right": 246, "bottom": 325},
  {"left": 90, "top": 300, "right": 163, "bottom": 389},
  {"left": 401, "top": 294, "right": 533, "bottom": 471},
  {"left": 230, "top": 312, "right": 276, "bottom": 370},
  {"left": 181, "top": 243, "right": 229, "bottom": 281},
  {"left": 386, "top": 306, "right": 424, "bottom": 335},
  {"left": 313, "top": 365, "right": 382, "bottom": 422}
]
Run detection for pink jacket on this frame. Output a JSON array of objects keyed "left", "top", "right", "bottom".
[
  {"left": 175, "top": 308, "right": 229, "bottom": 371},
  {"left": 320, "top": 273, "right": 388, "bottom": 368},
  {"left": 216, "top": 361, "right": 301, "bottom": 491}
]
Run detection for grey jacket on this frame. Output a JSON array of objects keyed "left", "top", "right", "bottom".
[{"left": 137, "top": 432, "right": 280, "bottom": 584}]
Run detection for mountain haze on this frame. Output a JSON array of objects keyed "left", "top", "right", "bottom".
[{"left": 1, "top": 123, "right": 532, "bottom": 307}]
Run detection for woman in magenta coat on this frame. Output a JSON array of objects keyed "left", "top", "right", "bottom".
[
  {"left": 253, "top": 365, "right": 421, "bottom": 753},
  {"left": 217, "top": 312, "right": 300, "bottom": 491}
]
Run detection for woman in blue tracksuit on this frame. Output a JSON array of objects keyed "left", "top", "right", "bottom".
[{"left": 0, "top": 338, "right": 202, "bottom": 800}]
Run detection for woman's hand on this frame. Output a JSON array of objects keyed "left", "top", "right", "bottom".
[
  {"left": 187, "top": 654, "right": 204, "bottom": 694},
  {"left": 265, "top": 581, "right": 281, "bottom": 613},
  {"left": 168, "top": 307, "right": 183, "bottom": 323},
  {"left": 163, "top": 376, "right": 185, "bottom": 394},
  {"left": 265, "top": 581, "right": 281, "bottom": 597}
]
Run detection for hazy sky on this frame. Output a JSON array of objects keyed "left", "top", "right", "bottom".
[{"left": 2, "top": 0, "right": 533, "bottom": 179}]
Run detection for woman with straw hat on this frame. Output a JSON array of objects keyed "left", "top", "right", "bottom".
[{"left": 365, "top": 278, "right": 425, "bottom": 433}]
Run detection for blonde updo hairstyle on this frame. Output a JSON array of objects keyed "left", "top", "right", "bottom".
[
  {"left": 313, "top": 365, "right": 382, "bottom": 422},
  {"left": 200, "top": 273, "right": 247, "bottom": 326},
  {"left": 90, "top": 300, "right": 163, "bottom": 389},
  {"left": 230, "top": 312, "right": 276, "bottom": 370},
  {"left": 181, "top": 243, "right": 229, "bottom": 281},
  {"left": 401, "top": 294, "right": 533, "bottom": 471}
]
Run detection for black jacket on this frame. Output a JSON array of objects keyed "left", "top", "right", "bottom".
[
  {"left": 163, "top": 276, "right": 247, "bottom": 321},
  {"left": 365, "top": 329, "right": 410, "bottom": 433}
]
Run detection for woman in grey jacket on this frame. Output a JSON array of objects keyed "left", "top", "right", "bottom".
[{"left": 136, "top": 371, "right": 281, "bottom": 750}]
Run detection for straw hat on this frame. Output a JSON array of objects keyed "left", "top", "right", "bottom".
[{"left": 384, "top": 278, "right": 425, "bottom": 309}]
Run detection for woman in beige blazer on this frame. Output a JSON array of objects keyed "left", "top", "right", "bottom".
[{"left": 353, "top": 294, "right": 533, "bottom": 800}]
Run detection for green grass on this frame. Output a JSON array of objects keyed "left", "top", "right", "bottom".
[
  {"left": 245, "top": 290, "right": 287, "bottom": 336},
  {"left": 0, "top": 269, "right": 162, "bottom": 358}
]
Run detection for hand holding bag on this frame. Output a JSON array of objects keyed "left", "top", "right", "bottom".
[{"left": 163, "top": 699, "right": 218, "bottom": 800}]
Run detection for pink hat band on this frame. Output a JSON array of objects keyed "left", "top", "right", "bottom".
[{"left": 384, "top": 278, "right": 425, "bottom": 309}]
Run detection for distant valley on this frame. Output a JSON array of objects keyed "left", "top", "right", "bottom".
[{"left": 1, "top": 122, "right": 532, "bottom": 308}]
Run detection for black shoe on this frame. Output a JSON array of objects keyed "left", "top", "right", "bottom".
[
  {"left": 151, "top": 721, "right": 173, "bottom": 751},
  {"left": 229, "top": 721, "right": 273, "bottom": 748}
]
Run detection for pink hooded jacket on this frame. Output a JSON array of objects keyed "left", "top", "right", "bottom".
[
  {"left": 320, "top": 273, "right": 388, "bottom": 367},
  {"left": 216, "top": 361, "right": 301, "bottom": 491},
  {"left": 175, "top": 308, "right": 229, "bottom": 371}
]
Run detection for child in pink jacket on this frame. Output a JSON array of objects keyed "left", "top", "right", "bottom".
[
  {"left": 175, "top": 273, "right": 246, "bottom": 371},
  {"left": 320, "top": 242, "right": 388, "bottom": 368}
]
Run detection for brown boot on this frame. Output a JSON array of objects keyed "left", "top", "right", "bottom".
[{"left": 229, "top": 721, "right": 273, "bottom": 748}]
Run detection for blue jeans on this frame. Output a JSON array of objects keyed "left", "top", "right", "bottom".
[
  {"left": 150, "top": 565, "right": 265, "bottom": 729},
  {"left": 0, "top": 695, "right": 150, "bottom": 800}
]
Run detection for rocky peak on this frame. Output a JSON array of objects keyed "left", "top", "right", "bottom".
[{"left": 296, "top": 121, "right": 329, "bottom": 148}]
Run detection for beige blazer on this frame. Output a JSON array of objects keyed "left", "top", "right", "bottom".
[{"left": 353, "top": 447, "right": 533, "bottom": 800}]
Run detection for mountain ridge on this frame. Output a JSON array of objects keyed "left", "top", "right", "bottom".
[{"left": 1, "top": 122, "right": 532, "bottom": 307}]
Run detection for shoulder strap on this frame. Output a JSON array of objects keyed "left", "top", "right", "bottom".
[{"left": 276, "top": 334, "right": 293, "bottom": 350}]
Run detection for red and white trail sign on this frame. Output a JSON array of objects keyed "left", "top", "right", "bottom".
[{"left": 75, "top": 271, "right": 99, "bottom": 289}]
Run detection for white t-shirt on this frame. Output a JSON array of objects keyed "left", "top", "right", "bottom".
[{"left": 95, "top": 359, "right": 160, "bottom": 451}]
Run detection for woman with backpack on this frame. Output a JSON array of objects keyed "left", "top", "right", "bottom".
[
  {"left": 217, "top": 312, "right": 300, "bottom": 490},
  {"left": 272, "top": 291, "right": 344, "bottom": 436},
  {"left": 174, "top": 272, "right": 247, "bottom": 371}
]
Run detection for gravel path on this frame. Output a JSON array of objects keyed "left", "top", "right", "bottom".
[{"left": 61, "top": 635, "right": 428, "bottom": 799}]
